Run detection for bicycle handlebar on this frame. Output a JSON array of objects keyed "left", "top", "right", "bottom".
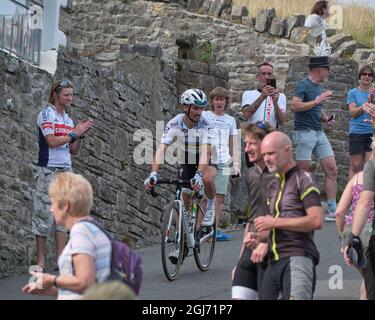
[{"left": 149, "top": 178, "right": 192, "bottom": 198}]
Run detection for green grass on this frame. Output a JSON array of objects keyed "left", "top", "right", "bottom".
[{"left": 233, "top": 0, "right": 375, "bottom": 47}]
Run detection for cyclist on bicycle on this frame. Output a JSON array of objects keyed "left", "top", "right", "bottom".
[{"left": 144, "top": 88, "right": 217, "bottom": 230}]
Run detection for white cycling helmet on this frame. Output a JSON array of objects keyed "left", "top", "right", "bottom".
[{"left": 180, "top": 89, "right": 208, "bottom": 108}]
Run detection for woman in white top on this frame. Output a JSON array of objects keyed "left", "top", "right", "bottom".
[
  {"left": 305, "top": 0, "right": 330, "bottom": 44},
  {"left": 23, "top": 172, "right": 111, "bottom": 300}
]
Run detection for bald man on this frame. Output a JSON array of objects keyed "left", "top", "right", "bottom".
[{"left": 254, "top": 132, "right": 323, "bottom": 300}]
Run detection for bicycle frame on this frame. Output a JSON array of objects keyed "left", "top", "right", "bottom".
[
  {"left": 151, "top": 178, "right": 217, "bottom": 279},
  {"left": 175, "top": 188, "right": 203, "bottom": 249}
]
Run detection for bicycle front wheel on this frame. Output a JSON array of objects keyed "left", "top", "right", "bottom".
[
  {"left": 161, "top": 201, "right": 184, "bottom": 281},
  {"left": 193, "top": 214, "right": 216, "bottom": 271}
]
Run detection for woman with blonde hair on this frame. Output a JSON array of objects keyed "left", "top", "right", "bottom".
[
  {"left": 336, "top": 139, "right": 375, "bottom": 299},
  {"left": 23, "top": 172, "right": 111, "bottom": 300}
]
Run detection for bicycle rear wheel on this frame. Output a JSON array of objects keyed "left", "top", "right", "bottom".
[
  {"left": 161, "top": 202, "right": 185, "bottom": 281},
  {"left": 193, "top": 209, "right": 216, "bottom": 271}
]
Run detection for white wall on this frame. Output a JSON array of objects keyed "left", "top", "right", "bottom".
[{"left": 40, "top": 0, "right": 67, "bottom": 50}]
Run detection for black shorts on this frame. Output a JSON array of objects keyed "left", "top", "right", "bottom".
[
  {"left": 232, "top": 247, "right": 267, "bottom": 299},
  {"left": 349, "top": 133, "right": 373, "bottom": 155},
  {"left": 176, "top": 163, "right": 218, "bottom": 189}
]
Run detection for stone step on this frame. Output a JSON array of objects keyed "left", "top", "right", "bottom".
[
  {"left": 326, "top": 33, "right": 353, "bottom": 52},
  {"left": 332, "top": 40, "right": 368, "bottom": 58}
]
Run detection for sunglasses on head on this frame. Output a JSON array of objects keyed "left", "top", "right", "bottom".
[
  {"left": 256, "top": 121, "right": 267, "bottom": 130},
  {"left": 54, "top": 79, "right": 73, "bottom": 91}
]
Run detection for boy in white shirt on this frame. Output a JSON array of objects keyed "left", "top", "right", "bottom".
[{"left": 202, "top": 87, "right": 240, "bottom": 240}]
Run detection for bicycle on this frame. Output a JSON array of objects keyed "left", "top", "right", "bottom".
[{"left": 150, "top": 179, "right": 216, "bottom": 281}]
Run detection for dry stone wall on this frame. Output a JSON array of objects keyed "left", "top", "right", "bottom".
[
  {"left": 0, "top": 44, "right": 228, "bottom": 277},
  {"left": 64, "top": 0, "right": 367, "bottom": 210},
  {"left": 1, "top": 0, "right": 374, "bottom": 277}
]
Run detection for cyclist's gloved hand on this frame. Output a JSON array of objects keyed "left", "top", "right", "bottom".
[
  {"left": 144, "top": 171, "right": 158, "bottom": 190},
  {"left": 191, "top": 171, "right": 204, "bottom": 191},
  {"left": 346, "top": 233, "right": 367, "bottom": 268}
]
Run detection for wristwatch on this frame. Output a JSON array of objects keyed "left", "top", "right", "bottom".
[{"left": 68, "top": 132, "right": 78, "bottom": 143}]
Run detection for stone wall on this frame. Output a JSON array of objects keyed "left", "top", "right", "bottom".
[
  {"left": 62, "top": 0, "right": 365, "bottom": 207},
  {"left": 0, "top": 0, "right": 372, "bottom": 277},
  {"left": 0, "top": 54, "right": 51, "bottom": 276},
  {"left": 179, "top": 0, "right": 373, "bottom": 66},
  {"left": 0, "top": 44, "right": 228, "bottom": 278}
]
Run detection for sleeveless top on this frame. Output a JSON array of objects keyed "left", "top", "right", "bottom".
[{"left": 345, "top": 174, "right": 374, "bottom": 225}]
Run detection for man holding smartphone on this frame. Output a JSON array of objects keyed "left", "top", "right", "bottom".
[
  {"left": 241, "top": 62, "right": 287, "bottom": 168},
  {"left": 241, "top": 62, "right": 287, "bottom": 129}
]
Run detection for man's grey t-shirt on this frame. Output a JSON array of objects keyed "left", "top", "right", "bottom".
[
  {"left": 294, "top": 78, "right": 323, "bottom": 131},
  {"left": 364, "top": 159, "right": 375, "bottom": 192}
]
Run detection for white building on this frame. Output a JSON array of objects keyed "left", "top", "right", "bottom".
[{"left": 0, "top": 0, "right": 71, "bottom": 72}]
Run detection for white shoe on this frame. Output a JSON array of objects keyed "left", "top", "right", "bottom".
[
  {"left": 202, "top": 207, "right": 215, "bottom": 227},
  {"left": 324, "top": 211, "right": 336, "bottom": 222}
]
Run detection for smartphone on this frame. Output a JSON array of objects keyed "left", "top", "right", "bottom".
[
  {"left": 326, "top": 114, "right": 335, "bottom": 122},
  {"left": 266, "top": 78, "right": 276, "bottom": 89}
]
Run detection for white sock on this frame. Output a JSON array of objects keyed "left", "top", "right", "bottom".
[{"left": 207, "top": 198, "right": 215, "bottom": 210}]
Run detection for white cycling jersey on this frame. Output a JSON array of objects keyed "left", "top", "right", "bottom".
[
  {"left": 37, "top": 104, "right": 74, "bottom": 168},
  {"left": 160, "top": 113, "right": 215, "bottom": 165}
]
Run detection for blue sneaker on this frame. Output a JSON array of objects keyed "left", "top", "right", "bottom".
[{"left": 216, "top": 230, "right": 232, "bottom": 241}]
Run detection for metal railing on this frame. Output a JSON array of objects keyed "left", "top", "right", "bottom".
[{"left": 0, "top": 13, "right": 41, "bottom": 65}]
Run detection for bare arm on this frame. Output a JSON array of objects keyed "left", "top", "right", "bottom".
[
  {"left": 23, "top": 254, "right": 95, "bottom": 296},
  {"left": 54, "top": 254, "right": 96, "bottom": 294},
  {"left": 254, "top": 206, "right": 323, "bottom": 233},
  {"left": 292, "top": 91, "right": 332, "bottom": 113},
  {"left": 242, "top": 87, "right": 273, "bottom": 119},
  {"left": 336, "top": 175, "right": 355, "bottom": 236},
  {"left": 197, "top": 143, "right": 211, "bottom": 173},
  {"left": 352, "top": 191, "right": 374, "bottom": 236},
  {"left": 151, "top": 144, "right": 168, "bottom": 173},
  {"left": 275, "top": 205, "right": 322, "bottom": 232},
  {"left": 274, "top": 101, "right": 286, "bottom": 125},
  {"left": 44, "top": 134, "right": 73, "bottom": 149},
  {"left": 69, "top": 139, "right": 83, "bottom": 156},
  {"left": 320, "top": 109, "right": 328, "bottom": 122},
  {"left": 45, "top": 119, "right": 94, "bottom": 156},
  {"left": 272, "top": 91, "right": 286, "bottom": 125},
  {"left": 242, "top": 95, "right": 266, "bottom": 119},
  {"left": 348, "top": 102, "right": 364, "bottom": 118},
  {"left": 292, "top": 96, "right": 319, "bottom": 113}
]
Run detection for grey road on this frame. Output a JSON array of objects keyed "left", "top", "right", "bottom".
[{"left": 0, "top": 220, "right": 361, "bottom": 300}]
